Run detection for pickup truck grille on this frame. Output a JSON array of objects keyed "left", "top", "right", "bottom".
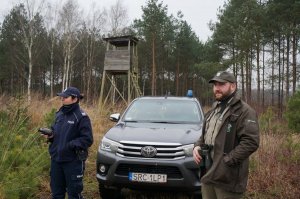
[
  {"left": 116, "top": 141, "right": 185, "bottom": 159},
  {"left": 115, "top": 163, "right": 183, "bottom": 178}
]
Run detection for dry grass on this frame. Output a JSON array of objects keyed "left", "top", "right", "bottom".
[
  {"left": 27, "top": 95, "right": 61, "bottom": 128},
  {"left": 27, "top": 96, "right": 197, "bottom": 198},
  {"left": 1, "top": 95, "right": 299, "bottom": 198},
  {"left": 246, "top": 133, "right": 300, "bottom": 199}
]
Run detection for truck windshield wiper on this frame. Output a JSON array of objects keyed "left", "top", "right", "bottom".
[
  {"left": 148, "top": 121, "right": 181, "bottom": 124},
  {"left": 123, "top": 120, "right": 139, "bottom": 123}
]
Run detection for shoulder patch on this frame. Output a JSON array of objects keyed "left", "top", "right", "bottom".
[
  {"left": 247, "top": 119, "right": 256, "bottom": 124},
  {"left": 79, "top": 108, "right": 87, "bottom": 116}
]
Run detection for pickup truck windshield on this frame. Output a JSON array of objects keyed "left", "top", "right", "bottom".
[{"left": 123, "top": 99, "right": 202, "bottom": 123}]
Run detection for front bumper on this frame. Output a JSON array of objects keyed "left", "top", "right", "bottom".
[{"left": 96, "top": 149, "right": 203, "bottom": 192}]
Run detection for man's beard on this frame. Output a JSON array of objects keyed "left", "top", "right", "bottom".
[{"left": 214, "top": 89, "right": 232, "bottom": 101}]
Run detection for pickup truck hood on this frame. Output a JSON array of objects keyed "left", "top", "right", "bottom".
[{"left": 104, "top": 122, "right": 202, "bottom": 145}]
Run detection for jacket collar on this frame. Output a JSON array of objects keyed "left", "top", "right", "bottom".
[
  {"left": 211, "top": 91, "right": 241, "bottom": 110},
  {"left": 60, "top": 103, "right": 80, "bottom": 114}
]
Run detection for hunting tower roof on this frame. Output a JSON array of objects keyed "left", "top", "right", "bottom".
[{"left": 103, "top": 35, "right": 139, "bottom": 47}]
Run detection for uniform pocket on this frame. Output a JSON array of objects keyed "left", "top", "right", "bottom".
[
  {"left": 68, "top": 161, "right": 84, "bottom": 196},
  {"left": 213, "top": 157, "right": 239, "bottom": 184},
  {"left": 68, "top": 174, "right": 83, "bottom": 196}
]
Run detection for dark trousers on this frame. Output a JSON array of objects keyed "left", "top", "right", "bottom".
[{"left": 50, "top": 159, "right": 85, "bottom": 199}]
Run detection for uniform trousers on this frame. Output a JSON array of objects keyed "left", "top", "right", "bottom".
[
  {"left": 50, "top": 159, "right": 85, "bottom": 199},
  {"left": 202, "top": 183, "right": 244, "bottom": 199}
]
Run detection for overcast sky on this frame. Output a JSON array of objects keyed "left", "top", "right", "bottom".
[{"left": 0, "top": 0, "right": 226, "bottom": 42}]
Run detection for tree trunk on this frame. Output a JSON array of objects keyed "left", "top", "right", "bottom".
[
  {"left": 262, "top": 44, "right": 265, "bottom": 108},
  {"left": 27, "top": 44, "right": 32, "bottom": 102},
  {"left": 50, "top": 36, "right": 54, "bottom": 98},
  {"left": 241, "top": 60, "right": 245, "bottom": 100},
  {"left": 245, "top": 50, "right": 249, "bottom": 103},
  {"left": 285, "top": 35, "right": 290, "bottom": 100},
  {"left": 292, "top": 30, "right": 297, "bottom": 94},
  {"left": 271, "top": 37, "right": 275, "bottom": 107},
  {"left": 256, "top": 37, "right": 260, "bottom": 105},
  {"left": 278, "top": 35, "right": 281, "bottom": 117},
  {"left": 62, "top": 50, "right": 67, "bottom": 90},
  {"left": 176, "top": 61, "right": 179, "bottom": 96},
  {"left": 151, "top": 35, "right": 156, "bottom": 96}
]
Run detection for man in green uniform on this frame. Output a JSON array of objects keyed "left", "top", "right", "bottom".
[{"left": 193, "top": 71, "right": 260, "bottom": 199}]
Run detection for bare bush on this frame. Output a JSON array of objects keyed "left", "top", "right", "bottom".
[{"left": 247, "top": 131, "right": 300, "bottom": 199}]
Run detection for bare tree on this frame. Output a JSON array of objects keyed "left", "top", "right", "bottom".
[
  {"left": 107, "top": 0, "right": 129, "bottom": 36},
  {"left": 19, "top": 0, "right": 45, "bottom": 101},
  {"left": 57, "top": 0, "right": 82, "bottom": 90},
  {"left": 82, "top": 3, "right": 106, "bottom": 103},
  {"left": 44, "top": 1, "right": 59, "bottom": 97}
]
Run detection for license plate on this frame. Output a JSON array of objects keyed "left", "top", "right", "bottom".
[{"left": 129, "top": 172, "right": 167, "bottom": 183}]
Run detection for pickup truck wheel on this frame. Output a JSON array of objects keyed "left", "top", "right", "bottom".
[{"left": 99, "top": 183, "right": 122, "bottom": 199}]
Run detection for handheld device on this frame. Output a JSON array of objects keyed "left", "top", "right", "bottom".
[
  {"left": 198, "top": 144, "right": 213, "bottom": 170},
  {"left": 38, "top": 127, "right": 53, "bottom": 136}
]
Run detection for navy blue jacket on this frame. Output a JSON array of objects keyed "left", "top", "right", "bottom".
[{"left": 49, "top": 103, "right": 93, "bottom": 162}]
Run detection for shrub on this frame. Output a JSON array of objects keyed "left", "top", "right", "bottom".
[
  {"left": 280, "top": 134, "right": 300, "bottom": 164},
  {"left": 247, "top": 119, "right": 300, "bottom": 199},
  {"left": 259, "top": 107, "right": 285, "bottom": 134},
  {"left": 285, "top": 91, "right": 300, "bottom": 133},
  {"left": 43, "top": 108, "right": 56, "bottom": 127},
  {"left": 0, "top": 98, "right": 49, "bottom": 199}
]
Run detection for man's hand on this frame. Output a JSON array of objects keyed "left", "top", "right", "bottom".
[{"left": 193, "top": 146, "right": 202, "bottom": 165}]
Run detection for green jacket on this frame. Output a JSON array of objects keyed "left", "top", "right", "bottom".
[{"left": 195, "top": 92, "right": 260, "bottom": 193}]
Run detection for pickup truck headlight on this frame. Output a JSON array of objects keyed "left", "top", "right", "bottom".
[
  {"left": 99, "top": 137, "right": 120, "bottom": 153},
  {"left": 182, "top": 144, "right": 194, "bottom": 156}
]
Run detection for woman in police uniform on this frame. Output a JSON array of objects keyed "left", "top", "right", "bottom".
[{"left": 45, "top": 87, "right": 93, "bottom": 199}]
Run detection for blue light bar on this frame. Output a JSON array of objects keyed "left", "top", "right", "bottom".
[{"left": 187, "top": 90, "right": 193, "bottom": 97}]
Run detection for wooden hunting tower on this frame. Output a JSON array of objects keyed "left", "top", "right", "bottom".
[{"left": 99, "top": 35, "right": 141, "bottom": 109}]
